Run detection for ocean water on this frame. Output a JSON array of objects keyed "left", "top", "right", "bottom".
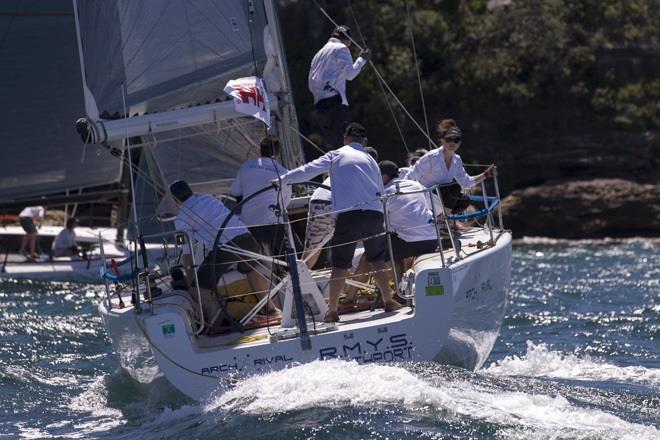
[{"left": 1, "top": 239, "right": 658, "bottom": 439}]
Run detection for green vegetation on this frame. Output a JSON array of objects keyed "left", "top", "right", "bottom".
[{"left": 280, "top": 0, "right": 659, "bottom": 168}]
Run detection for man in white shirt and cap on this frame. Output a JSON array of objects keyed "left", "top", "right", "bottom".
[
  {"left": 230, "top": 136, "right": 293, "bottom": 257},
  {"left": 276, "top": 123, "right": 401, "bottom": 323},
  {"left": 309, "top": 25, "right": 371, "bottom": 150},
  {"left": 302, "top": 146, "right": 378, "bottom": 270},
  {"left": 170, "top": 180, "right": 279, "bottom": 332}
]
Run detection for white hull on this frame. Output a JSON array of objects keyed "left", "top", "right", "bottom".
[{"left": 99, "top": 228, "right": 512, "bottom": 402}]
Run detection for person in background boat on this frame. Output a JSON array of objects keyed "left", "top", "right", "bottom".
[
  {"left": 52, "top": 218, "right": 81, "bottom": 258},
  {"left": 230, "top": 136, "right": 295, "bottom": 257},
  {"left": 309, "top": 25, "right": 371, "bottom": 149},
  {"left": 407, "top": 119, "right": 494, "bottom": 214},
  {"left": 379, "top": 160, "right": 445, "bottom": 279},
  {"left": 398, "top": 148, "right": 429, "bottom": 180},
  {"left": 18, "top": 205, "right": 45, "bottom": 259},
  {"left": 170, "top": 180, "right": 279, "bottom": 331},
  {"left": 275, "top": 123, "right": 401, "bottom": 323}
]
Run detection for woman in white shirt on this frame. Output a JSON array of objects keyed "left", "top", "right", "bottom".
[{"left": 407, "top": 119, "right": 494, "bottom": 214}]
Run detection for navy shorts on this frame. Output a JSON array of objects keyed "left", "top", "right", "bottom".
[
  {"left": 314, "top": 95, "right": 351, "bottom": 150},
  {"left": 19, "top": 217, "right": 37, "bottom": 234},
  {"left": 331, "top": 210, "right": 387, "bottom": 269},
  {"left": 390, "top": 234, "right": 439, "bottom": 260}
]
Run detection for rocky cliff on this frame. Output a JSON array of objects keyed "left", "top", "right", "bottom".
[{"left": 501, "top": 179, "right": 660, "bottom": 238}]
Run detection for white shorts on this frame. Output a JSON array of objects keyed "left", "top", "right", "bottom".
[{"left": 304, "top": 201, "right": 335, "bottom": 252}]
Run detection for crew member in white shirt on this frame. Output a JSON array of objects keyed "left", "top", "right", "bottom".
[
  {"left": 309, "top": 25, "right": 371, "bottom": 149},
  {"left": 230, "top": 136, "right": 294, "bottom": 257},
  {"left": 276, "top": 123, "right": 401, "bottom": 323},
  {"left": 18, "top": 205, "right": 45, "bottom": 258},
  {"left": 170, "top": 180, "right": 278, "bottom": 332},
  {"left": 407, "top": 119, "right": 494, "bottom": 214},
  {"left": 52, "top": 218, "right": 79, "bottom": 257},
  {"left": 302, "top": 146, "right": 379, "bottom": 270},
  {"left": 380, "top": 161, "right": 446, "bottom": 279}
]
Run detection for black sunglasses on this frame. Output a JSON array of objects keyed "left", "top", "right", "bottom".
[{"left": 443, "top": 136, "right": 462, "bottom": 143}]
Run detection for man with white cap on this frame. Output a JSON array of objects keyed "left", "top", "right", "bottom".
[
  {"left": 276, "top": 122, "right": 401, "bottom": 323},
  {"left": 309, "top": 25, "right": 372, "bottom": 149}
]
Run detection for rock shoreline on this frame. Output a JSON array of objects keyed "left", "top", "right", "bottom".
[{"left": 500, "top": 178, "right": 660, "bottom": 238}]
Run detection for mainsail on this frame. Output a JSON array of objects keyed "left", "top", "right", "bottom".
[
  {"left": 0, "top": 0, "right": 122, "bottom": 203},
  {"left": 72, "top": 0, "right": 305, "bottom": 234}
]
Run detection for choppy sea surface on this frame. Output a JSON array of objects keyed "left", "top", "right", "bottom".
[{"left": 1, "top": 238, "right": 658, "bottom": 439}]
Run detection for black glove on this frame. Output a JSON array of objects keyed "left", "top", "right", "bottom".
[{"left": 359, "top": 48, "right": 372, "bottom": 62}]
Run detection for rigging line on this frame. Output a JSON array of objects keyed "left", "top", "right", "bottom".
[
  {"left": 404, "top": 0, "right": 431, "bottom": 148},
  {"left": 121, "top": 83, "right": 141, "bottom": 240},
  {"left": 246, "top": 0, "right": 259, "bottom": 75},
  {"left": 288, "top": 124, "right": 327, "bottom": 155},
  {"left": 346, "top": 0, "right": 409, "bottom": 153},
  {"left": 314, "top": 2, "right": 438, "bottom": 150}
]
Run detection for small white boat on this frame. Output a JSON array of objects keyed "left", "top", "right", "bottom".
[
  {"left": 0, "top": 225, "right": 172, "bottom": 282},
  {"left": 0, "top": 225, "right": 125, "bottom": 282}
]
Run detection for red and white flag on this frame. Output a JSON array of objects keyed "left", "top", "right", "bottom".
[{"left": 224, "top": 76, "right": 270, "bottom": 127}]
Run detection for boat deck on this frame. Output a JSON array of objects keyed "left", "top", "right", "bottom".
[{"left": 103, "top": 226, "right": 509, "bottom": 349}]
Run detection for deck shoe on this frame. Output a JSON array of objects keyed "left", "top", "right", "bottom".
[
  {"left": 384, "top": 300, "right": 403, "bottom": 312},
  {"left": 323, "top": 310, "right": 340, "bottom": 323}
]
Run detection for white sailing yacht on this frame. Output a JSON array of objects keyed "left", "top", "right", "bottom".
[{"left": 73, "top": 0, "right": 512, "bottom": 402}]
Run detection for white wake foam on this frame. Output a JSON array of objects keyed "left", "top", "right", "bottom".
[
  {"left": 208, "top": 359, "right": 659, "bottom": 439},
  {"left": 65, "top": 375, "right": 126, "bottom": 438},
  {"left": 485, "top": 341, "right": 660, "bottom": 387}
]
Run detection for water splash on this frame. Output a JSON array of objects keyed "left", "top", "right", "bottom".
[
  {"left": 485, "top": 341, "right": 660, "bottom": 387},
  {"left": 207, "top": 359, "right": 658, "bottom": 439}
]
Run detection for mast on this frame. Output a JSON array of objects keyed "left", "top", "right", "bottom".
[{"left": 262, "top": 0, "right": 306, "bottom": 168}]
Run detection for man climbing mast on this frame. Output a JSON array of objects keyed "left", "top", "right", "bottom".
[{"left": 309, "top": 25, "right": 371, "bottom": 149}]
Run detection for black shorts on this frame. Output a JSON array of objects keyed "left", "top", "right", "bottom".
[
  {"left": 314, "top": 95, "right": 351, "bottom": 150},
  {"left": 390, "top": 234, "right": 439, "bottom": 260},
  {"left": 331, "top": 210, "right": 387, "bottom": 269},
  {"left": 196, "top": 233, "right": 267, "bottom": 290},
  {"left": 249, "top": 223, "right": 302, "bottom": 257},
  {"left": 437, "top": 181, "right": 471, "bottom": 213},
  {"left": 19, "top": 217, "right": 37, "bottom": 234}
]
